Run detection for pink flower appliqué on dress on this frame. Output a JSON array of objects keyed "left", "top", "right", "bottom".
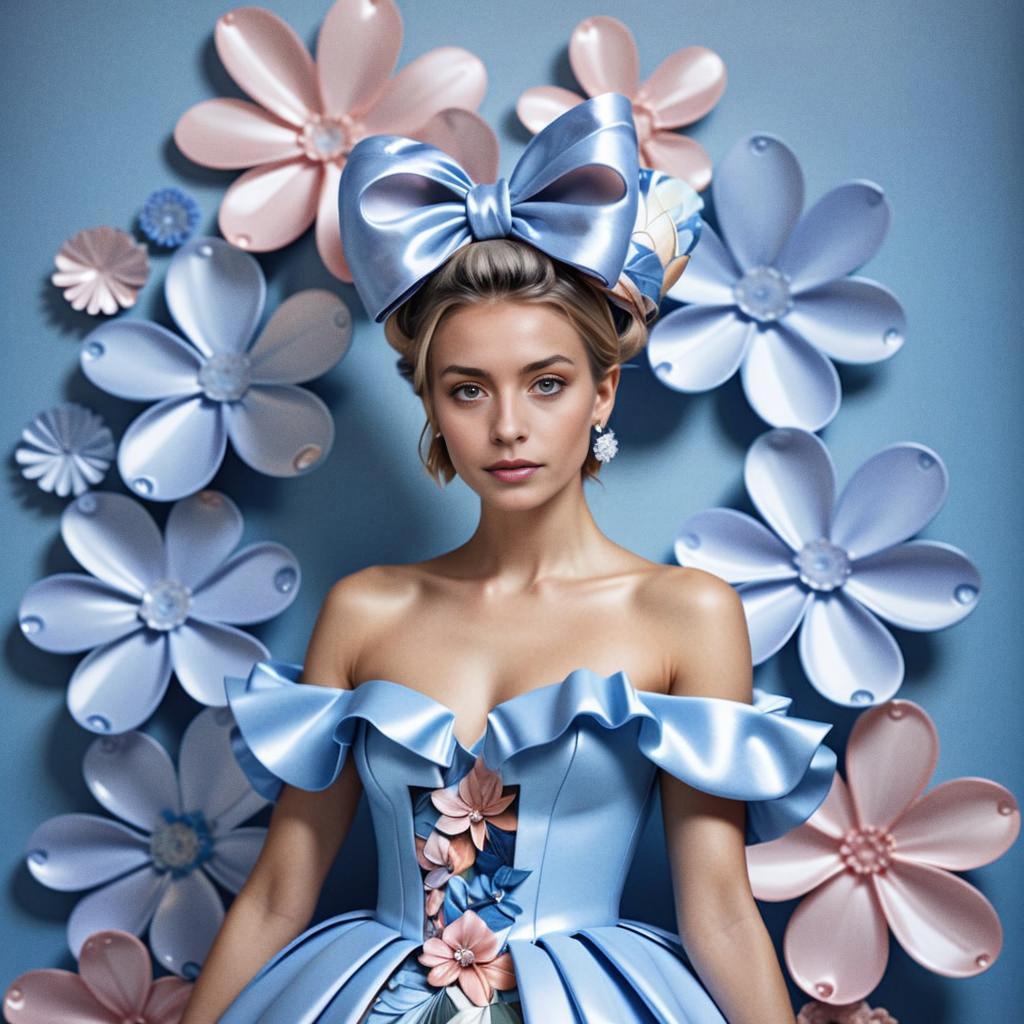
[
  {"left": 431, "top": 754, "right": 518, "bottom": 850},
  {"left": 173, "top": 0, "right": 487, "bottom": 280},
  {"left": 746, "top": 700, "right": 1020, "bottom": 1004},
  {"left": 516, "top": 14, "right": 726, "bottom": 191},
  {"left": 51, "top": 227, "right": 150, "bottom": 316},
  {"left": 3, "top": 929, "right": 192, "bottom": 1023},
  {"left": 797, "top": 999, "right": 898, "bottom": 1024}
]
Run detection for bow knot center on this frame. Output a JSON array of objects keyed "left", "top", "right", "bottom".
[{"left": 465, "top": 178, "right": 512, "bottom": 240}]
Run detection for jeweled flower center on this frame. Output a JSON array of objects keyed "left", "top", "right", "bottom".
[
  {"left": 840, "top": 825, "right": 895, "bottom": 875},
  {"left": 149, "top": 810, "right": 213, "bottom": 876},
  {"left": 468, "top": 809, "right": 483, "bottom": 823},
  {"left": 198, "top": 352, "right": 251, "bottom": 402},
  {"left": 492, "top": 888, "right": 505, "bottom": 902},
  {"left": 733, "top": 265, "right": 792, "bottom": 322},
  {"left": 138, "top": 579, "right": 191, "bottom": 630},
  {"left": 299, "top": 114, "right": 361, "bottom": 162},
  {"left": 453, "top": 945, "right": 475, "bottom": 966},
  {"left": 795, "top": 538, "right": 851, "bottom": 592}
]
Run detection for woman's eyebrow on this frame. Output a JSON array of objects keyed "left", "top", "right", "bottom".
[{"left": 440, "top": 355, "right": 576, "bottom": 378}]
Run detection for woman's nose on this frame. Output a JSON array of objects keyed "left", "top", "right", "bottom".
[{"left": 490, "top": 394, "right": 528, "bottom": 444}]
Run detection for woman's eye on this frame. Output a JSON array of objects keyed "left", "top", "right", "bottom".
[
  {"left": 452, "top": 383, "right": 483, "bottom": 402},
  {"left": 533, "top": 376, "right": 565, "bottom": 396}
]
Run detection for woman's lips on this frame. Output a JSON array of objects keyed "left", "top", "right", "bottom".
[{"left": 486, "top": 465, "right": 539, "bottom": 482}]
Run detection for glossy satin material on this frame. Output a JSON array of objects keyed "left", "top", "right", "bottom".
[
  {"left": 221, "top": 660, "right": 837, "bottom": 1023},
  {"left": 338, "top": 91, "right": 640, "bottom": 323}
]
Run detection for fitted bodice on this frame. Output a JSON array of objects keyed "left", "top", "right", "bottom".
[{"left": 227, "top": 661, "right": 837, "bottom": 945}]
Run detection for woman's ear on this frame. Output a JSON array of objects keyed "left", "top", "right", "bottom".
[{"left": 594, "top": 364, "right": 620, "bottom": 424}]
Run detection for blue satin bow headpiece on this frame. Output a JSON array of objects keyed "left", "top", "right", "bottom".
[{"left": 338, "top": 91, "right": 641, "bottom": 324}]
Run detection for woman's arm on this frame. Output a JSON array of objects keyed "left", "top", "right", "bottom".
[
  {"left": 656, "top": 569, "right": 797, "bottom": 1024},
  {"left": 180, "top": 577, "right": 369, "bottom": 1024}
]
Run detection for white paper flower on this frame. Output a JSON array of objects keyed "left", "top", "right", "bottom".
[{"left": 15, "top": 402, "right": 115, "bottom": 497}]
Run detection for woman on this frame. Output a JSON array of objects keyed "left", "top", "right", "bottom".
[{"left": 181, "top": 93, "right": 836, "bottom": 1024}]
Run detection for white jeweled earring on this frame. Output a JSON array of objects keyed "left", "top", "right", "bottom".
[{"left": 592, "top": 422, "right": 618, "bottom": 463}]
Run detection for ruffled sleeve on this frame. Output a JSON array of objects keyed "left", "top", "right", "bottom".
[{"left": 224, "top": 659, "right": 457, "bottom": 801}]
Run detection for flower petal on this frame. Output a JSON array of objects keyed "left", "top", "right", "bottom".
[
  {"left": 745, "top": 428, "right": 836, "bottom": 551},
  {"left": 784, "top": 870, "right": 889, "bottom": 1005},
  {"left": 740, "top": 325, "right": 842, "bottom": 431},
  {"left": 315, "top": 0, "right": 402, "bottom": 116},
  {"left": 674, "top": 509, "right": 796, "bottom": 583},
  {"left": 78, "top": 930, "right": 153, "bottom": 1018},
  {"left": 225, "top": 384, "right": 334, "bottom": 477},
  {"left": 746, "top": 820, "right": 843, "bottom": 900},
  {"left": 214, "top": 6, "right": 319, "bottom": 126},
  {"left": 314, "top": 161, "right": 351, "bottom": 281},
  {"left": 785, "top": 278, "right": 906, "bottom": 364},
  {"left": 205, "top": 828, "right": 267, "bottom": 892},
  {"left": 804, "top": 770, "right": 858, "bottom": 839},
  {"left": 191, "top": 543, "right": 300, "bottom": 624},
  {"left": 68, "top": 868, "right": 170, "bottom": 957},
  {"left": 67, "top": 630, "right": 173, "bottom": 734},
  {"left": 845, "top": 700, "right": 937, "bottom": 831},
  {"left": 164, "top": 491, "right": 243, "bottom": 592},
  {"left": 714, "top": 133, "right": 804, "bottom": 271},
  {"left": 219, "top": 158, "right": 322, "bottom": 253},
  {"left": 665, "top": 221, "right": 740, "bottom": 305},
  {"left": 515, "top": 86, "right": 584, "bottom": 134},
  {"left": 179, "top": 708, "right": 268, "bottom": 830},
  {"left": 357, "top": 47, "right": 487, "bottom": 135},
  {"left": 647, "top": 306, "right": 753, "bottom": 391},
  {"left": 174, "top": 98, "right": 303, "bottom": 170},
  {"left": 639, "top": 46, "right": 727, "bottom": 127},
  {"left": 830, "top": 444, "right": 949, "bottom": 559},
  {"left": 248, "top": 289, "right": 352, "bottom": 385},
  {"left": 891, "top": 779, "right": 1020, "bottom": 871},
  {"left": 142, "top": 977, "right": 194, "bottom": 1023},
  {"left": 19, "top": 574, "right": 140, "bottom": 653},
  {"left": 2, "top": 969, "right": 112, "bottom": 1023},
  {"left": 846, "top": 540, "right": 981, "bottom": 630},
  {"left": 776, "top": 182, "right": 892, "bottom": 294},
  {"left": 25, "top": 814, "right": 150, "bottom": 891},
  {"left": 149, "top": 872, "right": 225, "bottom": 977},
  {"left": 798, "top": 592, "right": 904, "bottom": 707},
  {"left": 118, "top": 397, "right": 226, "bottom": 504},
  {"left": 410, "top": 108, "right": 500, "bottom": 187},
  {"left": 80, "top": 320, "right": 201, "bottom": 400},
  {"left": 738, "top": 579, "right": 812, "bottom": 664},
  {"left": 169, "top": 620, "right": 268, "bottom": 707},
  {"left": 640, "top": 131, "right": 712, "bottom": 192},
  {"left": 874, "top": 860, "right": 1002, "bottom": 977},
  {"left": 84, "top": 732, "right": 180, "bottom": 831},
  {"left": 165, "top": 237, "right": 266, "bottom": 358},
  {"left": 569, "top": 15, "right": 640, "bottom": 98}
]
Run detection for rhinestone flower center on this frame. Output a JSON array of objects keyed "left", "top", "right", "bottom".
[
  {"left": 733, "top": 265, "right": 792, "bottom": 322},
  {"left": 299, "top": 114, "right": 361, "bottom": 162},
  {"left": 453, "top": 945, "right": 476, "bottom": 966},
  {"left": 840, "top": 825, "right": 895, "bottom": 875},
  {"left": 139, "top": 578, "right": 192, "bottom": 630},
  {"left": 198, "top": 352, "right": 252, "bottom": 402},
  {"left": 149, "top": 810, "right": 213, "bottom": 876},
  {"left": 795, "top": 538, "right": 851, "bottom": 592}
]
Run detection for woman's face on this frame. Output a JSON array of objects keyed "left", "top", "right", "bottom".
[{"left": 427, "top": 299, "right": 618, "bottom": 505}]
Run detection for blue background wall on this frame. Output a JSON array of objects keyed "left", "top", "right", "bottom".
[{"left": 2, "top": 0, "right": 1021, "bottom": 1018}]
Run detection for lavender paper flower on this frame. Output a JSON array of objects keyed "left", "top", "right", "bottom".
[
  {"left": 79, "top": 235, "right": 353, "bottom": 501},
  {"left": 674, "top": 428, "right": 980, "bottom": 706},
  {"left": 15, "top": 402, "right": 115, "bottom": 497},
  {"left": 25, "top": 706, "right": 268, "bottom": 976},
  {"left": 19, "top": 489, "right": 300, "bottom": 733},
  {"left": 649, "top": 133, "right": 905, "bottom": 431}
]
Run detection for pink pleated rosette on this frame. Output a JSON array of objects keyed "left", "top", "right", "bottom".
[
  {"left": 517, "top": 14, "right": 726, "bottom": 190},
  {"left": 4, "top": 930, "right": 192, "bottom": 1023},
  {"left": 174, "top": 0, "right": 488, "bottom": 280},
  {"left": 51, "top": 227, "right": 150, "bottom": 316},
  {"left": 746, "top": 699, "right": 1020, "bottom": 1005}
]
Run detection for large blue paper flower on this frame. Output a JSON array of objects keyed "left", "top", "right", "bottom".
[
  {"left": 25, "top": 706, "right": 268, "bottom": 976},
  {"left": 79, "top": 235, "right": 353, "bottom": 501},
  {"left": 674, "top": 428, "right": 980, "bottom": 706},
  {"left": 649, "top": 133, "right": 905, "bottom": 431},
  {"left": 19, "top": 489, "right": 300, "bottom": 733}
]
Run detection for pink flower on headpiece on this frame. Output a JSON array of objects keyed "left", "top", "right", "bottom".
[
  {"left": 430, "top": 756, "right": 517, "bottom": 850},
  {"left": 51, "top": 227, "right": 150, "bottom": 316},
  {"left": 416, "top": 829, "right": 477, "bottom": 889},
  {"left": 517, "top": 15, "right": 726, "bottom": 191},
  {"left": 3, "top": 929, "right": 192, "bottom": 1023},
  {"left": 797, "top": 1000, "right": 898, "bottom": 1024},
  {"left": 746, "top": 700, "right": 1019, "bottom": 1005},
  {"left": 417, "top": 908, "right": 517, "bottom": 1006},
  {"left": 174, "top": 0, "right": 488, "bottom": 280}
]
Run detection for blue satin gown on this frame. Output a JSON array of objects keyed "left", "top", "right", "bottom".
[{"left": 219, "top": 660, "right": 836, "bottom": 1023}]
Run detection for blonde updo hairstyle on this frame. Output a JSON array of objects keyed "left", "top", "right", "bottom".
[{"left": 382, "top": 238, "right": 648, "bottom": 486}]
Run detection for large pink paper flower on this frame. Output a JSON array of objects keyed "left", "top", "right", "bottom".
[
  {"left": 746, "top": 700, "right": 1019, "bottom": 1004},
  {"left": 430, "top": 756, "right": 517, "bottom": 850},
  {"left": 516, "top": 14, "right": 726, "bottom": 191},
  {"left": 4, "top": 929, "right": 191, "bottom": 1023},
  {"left": 174, "top": 0, "right": 487, "bottom": 280}
]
